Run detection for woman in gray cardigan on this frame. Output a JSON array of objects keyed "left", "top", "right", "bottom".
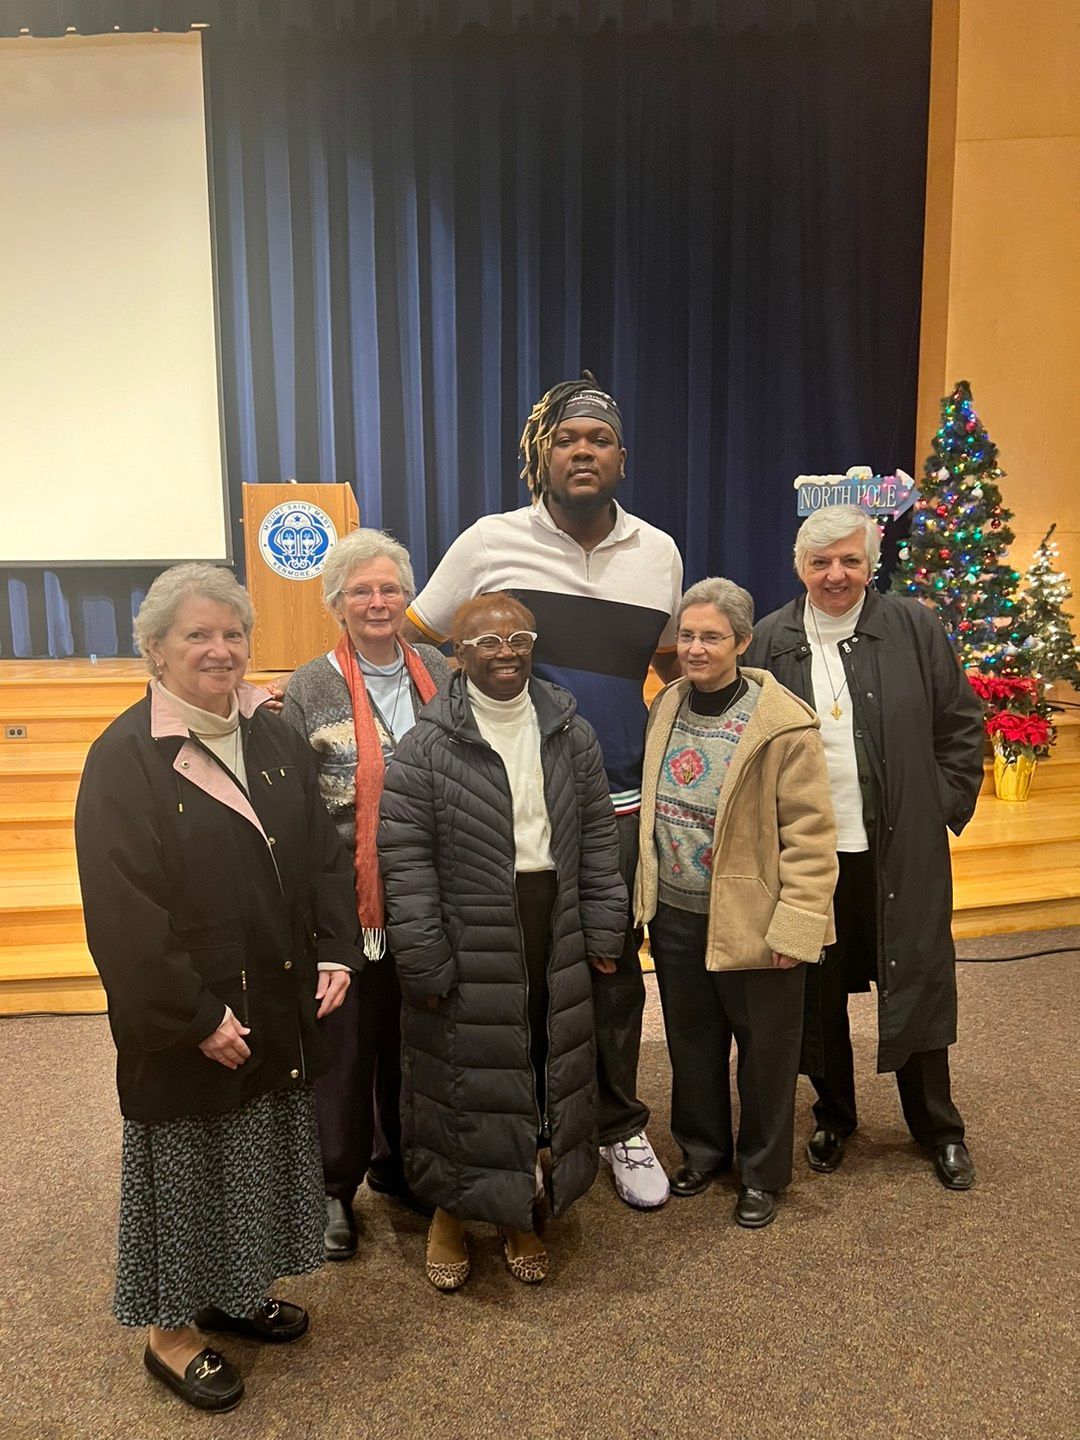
[{"left": 282, "top": 529, "right": 450, "bottom": 1261}]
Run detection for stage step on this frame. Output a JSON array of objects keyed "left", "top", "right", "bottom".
[
  {"left": 0, "top": 705, "right": 120, "bottom": 744},
  {"left": 949, "top": 791, "right": 1080, "bottom": 883},
  {"left": 952, "top": 862, "right": 1080, "bottom": 939},
  {"left": 0, "top": 742, "right": 88, "bottom": 805},
  {"left": 0, "top": 801, "right": 75, "bottom": 851},
  {"left": 0, "top": 942, "right": 104, "bottom": 1014}
]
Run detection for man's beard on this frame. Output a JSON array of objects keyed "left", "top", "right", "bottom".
[{"left": 546, "top": 485, "right": 617, "bottom": 521}]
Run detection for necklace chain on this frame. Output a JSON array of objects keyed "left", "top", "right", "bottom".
[{"left": 807, "top": 605, "right": 850, "bottom": 721}]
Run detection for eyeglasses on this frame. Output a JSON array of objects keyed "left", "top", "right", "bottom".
[
  {"left": 341, "top": 584, "right": 404, "bottom": 603},
  {"left": 458, "top": 631, "right": 537, "bottom": 657},
  {"left": 676, "top": 630, "right": 735, "bottom": 648}
]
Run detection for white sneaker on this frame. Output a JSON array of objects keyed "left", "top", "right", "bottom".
[{"left": 599, "top": 1131, "right": 670, "bottom": 1209}]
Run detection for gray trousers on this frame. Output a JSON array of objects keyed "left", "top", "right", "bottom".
[{"left": 650, "top": 902, "right": 806, "bottom": 1192}]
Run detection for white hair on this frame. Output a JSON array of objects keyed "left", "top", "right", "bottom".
[
  {"left": 321, "top": 528, "right": 416, "bottom": 610},
  {"left": 677, "top": 577, "right": 755, "bottom": 644},
  {"left": 134, "top": 563, "right": 254, "bottom": 675},
  {"left": 794, "top": 505, "right": 881, "bottom": 576}
]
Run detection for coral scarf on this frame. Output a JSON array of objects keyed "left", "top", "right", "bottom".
[{"left": 334, "top": 631, "right": 438, "bottom": 960}]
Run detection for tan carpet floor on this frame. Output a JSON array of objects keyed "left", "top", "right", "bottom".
[{"left": 2, "top": 930, "right": 1078, "bottom": 1440}]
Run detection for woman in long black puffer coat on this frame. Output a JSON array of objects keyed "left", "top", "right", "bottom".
[{"left": 377, "top": 593, "right": 626, "bottom": 1289}]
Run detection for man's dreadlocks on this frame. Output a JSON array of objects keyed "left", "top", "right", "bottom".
[{"left": 518, "top": 371, "right": 622, "bottom": 503}]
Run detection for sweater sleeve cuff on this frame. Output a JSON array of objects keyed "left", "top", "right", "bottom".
[{"left": 765, "top": 901, "right": 830, "bottom": 965}]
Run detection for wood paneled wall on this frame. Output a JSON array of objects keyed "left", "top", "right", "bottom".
[{"left": 919, "top": 0, "right": 1080, "bottom": 604}]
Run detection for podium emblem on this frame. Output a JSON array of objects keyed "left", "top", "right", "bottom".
[{"left": 258, "top": 501, "right": 338, "bottom": 580}]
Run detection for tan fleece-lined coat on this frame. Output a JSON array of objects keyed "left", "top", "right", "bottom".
[{"left": 634, "top": 668, "right": 838, "bottom": 969}]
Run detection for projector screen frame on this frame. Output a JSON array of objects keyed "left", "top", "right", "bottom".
[{"left": 0, "top": 32, "right": 236, "bottom": 572}]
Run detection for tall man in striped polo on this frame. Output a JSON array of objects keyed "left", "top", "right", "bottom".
[{"left": 403, "top": 375, "right": 683, "bottom": 1209}]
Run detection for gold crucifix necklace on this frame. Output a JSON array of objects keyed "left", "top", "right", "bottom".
[{"left": 808, "top": 603, "right": 850, "bottom": 721}]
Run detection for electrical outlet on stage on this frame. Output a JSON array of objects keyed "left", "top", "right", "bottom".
[{"left": 4, "top": 725, "right": 28, "bottom": 739}]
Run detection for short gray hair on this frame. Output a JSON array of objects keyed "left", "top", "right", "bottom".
[
  {"left": 794, "top": 505, "right": 881, "bottom": 576},
  {"left": 321, "top": 528, "right": 416, "bottom": 610},
  {"left": 134, "top": 563, "right": 254, "bottom": 675},
  {"left": 677, "top": 577, "right": 755, "bottom": 644}
]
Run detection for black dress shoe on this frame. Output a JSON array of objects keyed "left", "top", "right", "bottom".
[
  {"left": 193, "top": 1297, "right": 309, "bottom": 1344},
  {"left": 366, "top": 1171, "right": 435, "bottom": 1217},
  {"left": 324, "top": 1195, "right": 359, "bottom": 1260},
  {"left": 143, "top": 1345, "right": 244, "bottom": 1412},
  {"left": 933, "top": 1141, "right": 976, "bottom": 1190},
  {"left": 806, "top": 1127, "right": 845, "bottom": 1173},
  {"left": 670, "top": 1165, "right": 725, "bottom": 1198},
  {"left": 734, "top": 1186, "right": 777, "bottom": 1229}
]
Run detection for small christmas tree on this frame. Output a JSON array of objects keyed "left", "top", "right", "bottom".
[
  {"left": 892, "top": 380, "right": 1025, "bottom": 669},
  {"left": 1023, "top": 524, "right": 1080, "bottom": 686}
]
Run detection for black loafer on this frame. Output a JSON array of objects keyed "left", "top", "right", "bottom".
[
  {"left": 143, "top": 1345, "right": 244, "bottom": 1412},
  {"left": 933, "top": 1141, "right": 975, "bottom": 1191},
  {"left": 324, "top": 1196, "right": 359, "bottom": 1260},
  {"left": 193, "top": 1297, "right": 309, "bottom": 1344},
  {"left": 670, "top": 1164, "right": 726, "bottom": 1198},
  {"left": 366, "top": 1171, "right": 435, "bottom": 1218},
  {"left": 806, "top": 1127, "right": 845, "bottom": 1173},
  {"left": 734, "top": 1186, "right": 777, "bottom": 1229}
]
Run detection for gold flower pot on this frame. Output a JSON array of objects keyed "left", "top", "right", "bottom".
[{"left": 992, "top": 746, "right": 1037, "bottom": 802}]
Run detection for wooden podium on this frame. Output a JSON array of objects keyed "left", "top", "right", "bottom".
[{"left": 242, "top": 483, "right": 360, "bottom": 670}]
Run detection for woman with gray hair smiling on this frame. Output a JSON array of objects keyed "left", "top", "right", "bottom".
[
  {"left": 634, "top": 577, "right": 838, "bottom": 1228},
  {"left": 74, "top": 563, "right": 360, "bottom": 1412},
  {"left": 281, "top": 528, "right": 450, "bottom": 1260}
]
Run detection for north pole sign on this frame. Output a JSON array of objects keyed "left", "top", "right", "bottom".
[{"left": 794, "top": 466, "right": 918, "bottom": 519}]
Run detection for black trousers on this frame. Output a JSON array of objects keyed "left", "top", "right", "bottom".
[
  {"left": 809, "top": 850, "right": 965, "bottom": 1147},
  {"left": 515, "top": 870, "right": 557, "bottom": 1126},
  {"left": 650, "top": 902, "right": 806, "bottom": 1193},
  {"left": 593, "top": 812, "right": 650, "bottom": 1145},
  {"left": 316, "top": 951, "right": 405, "bottom": 1204}
]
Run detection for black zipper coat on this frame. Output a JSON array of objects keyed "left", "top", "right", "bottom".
[
  {"left": 377, "top": 674, "right": 626, "bottom": 1230},
  {"left": 743, "top": 587, "right": 985, "bottom": 1072},
  {"left": 74, "top": 692, "right": 361, "bottom": 1122}
]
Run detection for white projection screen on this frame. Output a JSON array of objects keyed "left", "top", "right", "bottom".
[{"left": 0, "top": 32, "right": 229, "bottom": 565}]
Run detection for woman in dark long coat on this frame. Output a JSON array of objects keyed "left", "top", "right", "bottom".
[
  {"left": 75, "top": 564, "right": 360, "bottom": 1412},
  {"left": 744, "top": 505, "right": 985, "bottom": 1189},
  {"left": 378, "top": 592, "right": 626, "bottom": 1289}
]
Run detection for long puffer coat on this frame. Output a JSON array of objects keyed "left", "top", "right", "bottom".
[
  {"left": 377, "top": 673, "right": 626, "bottom": 1230},
  {"left": 744, "top": 585, "right": 985, "bottom": 1072}
]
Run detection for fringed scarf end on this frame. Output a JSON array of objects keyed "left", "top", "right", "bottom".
[{"left": 362, "top": 927, "right": 387, "bottom": 962}]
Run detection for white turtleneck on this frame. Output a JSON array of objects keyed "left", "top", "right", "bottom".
[
  {"left": 153, "top": 681, "right": 248, "bottom": 791},
  {"left": 466, "top": 679, "right": 554, "bottom": 873},
  {"left": 805, "top": 596, "right": 869, "bottom": 853}
]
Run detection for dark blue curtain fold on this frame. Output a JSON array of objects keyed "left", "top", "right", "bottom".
[{"left": 1, "top": 3, "right": 931, "bottom": 655}]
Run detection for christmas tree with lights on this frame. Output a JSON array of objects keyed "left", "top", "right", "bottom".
[
  {"left": 1024, "top": 524, "right": 1080, "bottom": 686},
  {"left": 893, "top": 380, "right": 1026, "bottom": 670}
]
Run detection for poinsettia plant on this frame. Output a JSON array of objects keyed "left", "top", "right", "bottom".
[{"left": 967, "top": 670, "right": 1055, "bottom": 761}]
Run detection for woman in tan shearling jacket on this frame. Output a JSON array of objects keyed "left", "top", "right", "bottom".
[{"left": 635, "top": 577, "right": 838, "bottom": 1228}]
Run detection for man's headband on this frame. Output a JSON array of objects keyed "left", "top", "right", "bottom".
[{"left": 559, "top": 387, "right": 624, "bottom": 445}]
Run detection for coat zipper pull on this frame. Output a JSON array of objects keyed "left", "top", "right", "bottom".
[{"left": 262, "top": 770, "right": 272, "bottom": 784}]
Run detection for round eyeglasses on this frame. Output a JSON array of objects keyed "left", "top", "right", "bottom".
[{"left": 458, "top": 630, "right": 537, "bottom": 657}]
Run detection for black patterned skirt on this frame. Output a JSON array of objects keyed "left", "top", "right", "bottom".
[{"left": 114, "top": 1083, "right": 324, "bottom": 1329}]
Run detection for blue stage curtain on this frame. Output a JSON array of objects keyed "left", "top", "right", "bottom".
[{"left": 1, "top": 1, "right": 930, "bottom": 655}]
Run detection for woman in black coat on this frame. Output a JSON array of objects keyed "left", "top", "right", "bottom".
[
  {"left": 75, "top": 564, "right": 360, "bottom": 1413},
  {"left": 377, "top": 592, "right": 626, "bottom": 1289},
  {"left": 743, "top": 505, "right": 985, "bottom": 1190}
]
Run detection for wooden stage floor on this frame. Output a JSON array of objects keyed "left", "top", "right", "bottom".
[{"left": 2, "top": 659, "right": 1078, "bottom": 1014}]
